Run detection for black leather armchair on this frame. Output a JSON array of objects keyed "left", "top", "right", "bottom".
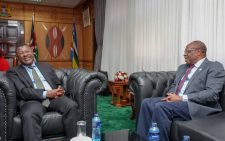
[
  {"left": 129, "top": 71, "right": 225, "bottom": 141},
  {"left": 0, "top": 68, "right": 107, "bottom": 141}
]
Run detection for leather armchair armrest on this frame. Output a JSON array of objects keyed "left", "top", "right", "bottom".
[
  {"left": 66, "top": 68, "right": 107, "bottom": 136},
  {"left": 128, "top": 72, "right": 154, "bottom": 120},
  {"left": 128, "top": 71, "right": 176, "bottom": 122},
  {"left": 0, "top": 75, "right": 17, "bottom": 141}
]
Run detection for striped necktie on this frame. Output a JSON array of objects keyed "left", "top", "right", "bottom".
[
  {"left": 176, "top": 65, "right": 194, "bottom": 95},
  {"left": 29, "top": 66, "right": 50, "bottom": 107},
  {"left": 31, "top": 66, "right": 45, "bottom": 89}
]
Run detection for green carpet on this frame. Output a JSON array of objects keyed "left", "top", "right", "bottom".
[{"left": 97, "top": 95, "right": 136, "bottom": 133}]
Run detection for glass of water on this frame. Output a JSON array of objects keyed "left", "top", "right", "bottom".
[{"left": 77, "top": 121, "right": 86, "bottom": 137}]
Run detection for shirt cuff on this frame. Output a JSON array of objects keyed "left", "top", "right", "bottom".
[
  {"left": 43, "top": 91, "right": 47, "bottom": 99},
  {"left": 182, "top": 95, "right": 188, "bottom": 101}
]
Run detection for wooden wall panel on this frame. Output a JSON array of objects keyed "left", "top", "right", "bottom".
[
  {"left": 35, "top": 6, "right": 56, "bottom": 22},
  {"left": 24, "top": 20, "right": 31, "bottom": 43},
  {"left": 23, "top": 5, "right": 34, "bottom": 21},
  {"left": 56, "top": 8, "right": 75, "bottom": 24},
  {"left": 74, "top": 8, "right": 83, "bottom": 24},
  {"left": 80, "top": 21, "right": 94, "bottom": 69},
  {"left": 79, "top": 61, "right": 93, "bottom": 70},
  {"left": 34, "top": 6, "right": 76, "bottom": 24},
  {"left": 79, "top": 0, "right": 95, "bottom": 70},
  {"left": 83, "top": 25, "right": 93, "bottom": 61},
  {"left": 8, "top": 3, "right": 24, "bottom": 20}
]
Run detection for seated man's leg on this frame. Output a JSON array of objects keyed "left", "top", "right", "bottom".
[
  {"left": 137, "top": 97, "right": 163, "bottom": 138},
  {"left": 49, "top": 96, "right": 81, "bottom": 139},
  {"left": 20, "top": 101, "right": 46, "bottom": 141},
  {"left": 152, "top": 101, "right": 191, "bottom": 141}
]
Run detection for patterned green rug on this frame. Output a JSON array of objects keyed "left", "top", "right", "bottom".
[{"left": 97, "top": 95, "right": 136, "bottom": 133}]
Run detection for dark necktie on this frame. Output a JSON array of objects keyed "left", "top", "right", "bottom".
[
  {"left": 176, "top": 65, "right": 194, "bottom": 94},
  {"left": 30, "top": 66, "right": 50, "bottom": 107},
  {"left": 31, "top": 66, "right": 45, "bottom": 89}
]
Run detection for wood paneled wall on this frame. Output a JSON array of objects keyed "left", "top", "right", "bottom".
[
  {"left": 0, "top": 0, "right": 95, "bottom": 70},
  {"left": 80, "top": 0, "right": 95, "bottom": 70}
]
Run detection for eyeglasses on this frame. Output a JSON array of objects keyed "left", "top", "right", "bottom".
[{"left": 184, "top": 48, "right": 199, "bottom": 54}]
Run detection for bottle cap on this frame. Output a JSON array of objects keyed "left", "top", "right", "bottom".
[
  {"left": 183, "top": 135, "right": 190, "bottom": 139},
  {"left": 152, "top": 122, "right": 157, "bottom": 126}
]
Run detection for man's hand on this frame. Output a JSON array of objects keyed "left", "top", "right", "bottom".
[
  {"left": 56, "top": 85, "right": 65, "bottom": 97},
  {"left": 46, "top": 86, "right": 65, "bottom": 99},
  {"left": 161, "top": 93, "right": 182, "bottom": 102}
]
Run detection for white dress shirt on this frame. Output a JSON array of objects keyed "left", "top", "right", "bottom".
[{"left": 178, "top": 58, "right": 206, "bottom": 101}]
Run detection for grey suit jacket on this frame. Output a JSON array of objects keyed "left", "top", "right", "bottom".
[
  {"left": 6, "top": 62, "right": 61, "bottom": 107},
  {"left": 168, "top": 58, "right": 225, "bottom": 118}
]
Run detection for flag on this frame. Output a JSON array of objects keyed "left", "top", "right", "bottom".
[
  {"left": 30, "top": 13, "right": 38, "bottom": 61},
  {"left": 70, "top": 23, "right": 79, "bottom": 68}
]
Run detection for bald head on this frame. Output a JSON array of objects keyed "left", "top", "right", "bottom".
[
  {"left": 186, "top": 40, "right": 207, "bottom": 57},
  {"left": 184, "top": 40, "right": 207, "bottom": 65}
]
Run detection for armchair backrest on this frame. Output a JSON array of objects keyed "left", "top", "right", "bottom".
[
  {"left": 55, "top": 69, "right": 74, "bottom": 92},
  {"left": 129, "top": 71, "right": 176, "bottom": 98},
  {"left": 146, "top": 71, "right": 176, "bottom": 97}
]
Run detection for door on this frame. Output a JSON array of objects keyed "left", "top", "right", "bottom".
[{"left": 0, "top": 20, "right": 24, "bottom": 67}]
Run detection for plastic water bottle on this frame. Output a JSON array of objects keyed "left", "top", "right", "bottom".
[
  {"left": 92, "top": 113, "right": 101, "bottom": 141},
  {"left": 182, "top": 135, "right": 190, "bottom": 141},
  {"left": 148, "top": 122, "right": 160, "bottom": 141}
]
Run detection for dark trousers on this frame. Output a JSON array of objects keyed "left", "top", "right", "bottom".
[
  {"left": 20, "top": 96, "right": 80, "bottom": 141},
  {"left": 137, "top": 97, "right": 192, "bottom": 141}
]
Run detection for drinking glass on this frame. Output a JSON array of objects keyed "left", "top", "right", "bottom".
[{"left": 77, "top": 121, "right": 86, "bottom": 137}]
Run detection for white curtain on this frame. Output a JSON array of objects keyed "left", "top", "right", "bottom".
[
  {"left": 179, "top": 0, "right": 225, "bottom": 64},
  {"left": 102, "top": 0, "right": 225, "bottom": 80}
]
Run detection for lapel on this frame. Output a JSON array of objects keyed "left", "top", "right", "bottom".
[
  {"left": 17, "top": 65, "right": 33, "bottom": 87},
  {"left": 176, "top": 65, "right": 189, "bottom": 87},
  {"left": 184, "top": 58, "right": 209, "bottom": 92},
  {"left": 36, "top": 63, "right": 55, "bottom": 88}
]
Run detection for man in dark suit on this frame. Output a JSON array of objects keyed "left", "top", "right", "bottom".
[
  {"left": 137, "top": 40, "right": 225, "bottom": 141},
  {"left": 6, "top": 45, "right": 80, "bottom": 141}
]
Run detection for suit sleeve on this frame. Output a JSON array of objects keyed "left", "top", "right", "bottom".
[
  {"left": 6, "top": 67, "right": 45, "bottom": 101},
  {"left": 187, "top": 62, "right": 225, "bottom": 104}
]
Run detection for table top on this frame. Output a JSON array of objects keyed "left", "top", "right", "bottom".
[
  {"left": 102, "top": 129, "right": 147, "bottom": 141},
  {"left": 108, "top": 80, "right": 128, "bottom": 85}
]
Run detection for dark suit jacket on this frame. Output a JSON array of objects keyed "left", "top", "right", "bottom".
[
  {"left": 6, "top": 62, "right": 61, "bottom": 107},
  {"left": 168, "top": 58, "right": 225, "bottom": 118}
]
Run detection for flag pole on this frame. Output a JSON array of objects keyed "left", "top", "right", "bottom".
[{"left": 30, "top": 12, "right": 38, "bottom": 62}]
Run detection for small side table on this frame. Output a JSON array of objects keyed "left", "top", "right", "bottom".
[{"left": 108, "top": 80, "right": 129, "bottom": 107}]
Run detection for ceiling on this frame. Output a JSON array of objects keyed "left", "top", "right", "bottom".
[{"left": 2, "top": 0, "right": 82, "bottom": 8}]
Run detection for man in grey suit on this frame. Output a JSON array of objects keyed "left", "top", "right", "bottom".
[
  {"left": 137, "top": 40, "right": 225, "bottom": 141},
  {"left": 6, "top": 45, "right": 80, "bottom": 141}
]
